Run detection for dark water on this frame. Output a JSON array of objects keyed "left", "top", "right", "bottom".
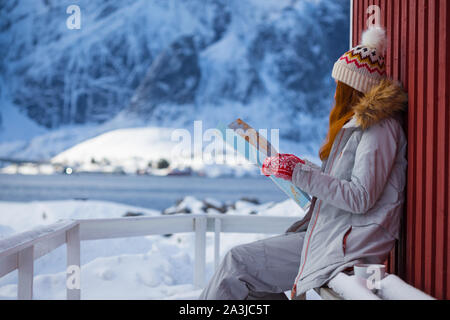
[{"left": 0, "top": 174, "right": 288, "bottom": 210}]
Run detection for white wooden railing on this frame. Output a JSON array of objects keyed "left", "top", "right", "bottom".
[
  {"left": 0, "top": 220, "right": 81, "bottom": 299},
  {"left": 0, "top": 214, "right": 298, "bottom": 300}
]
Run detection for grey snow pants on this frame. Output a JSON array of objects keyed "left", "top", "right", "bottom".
[{"left": 198, "top": 231, "right": 305, "bottom": 300}]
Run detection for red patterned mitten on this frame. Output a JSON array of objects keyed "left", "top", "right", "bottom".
[{"left": 261, "top": 154, "right": 305, "bottom": 180}]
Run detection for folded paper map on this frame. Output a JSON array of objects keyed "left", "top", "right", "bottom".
[{"left": 217, "top": 119, "right": 311, "bottom": 210}]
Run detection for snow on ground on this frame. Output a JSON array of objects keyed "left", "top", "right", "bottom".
[
  {"left": 0, "top": 197, "right": 315, "bottom": 300},
  {"left": 0, "top": 200, "right": 159, "bottom": 235}
]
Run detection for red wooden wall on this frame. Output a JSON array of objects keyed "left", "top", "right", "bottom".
[{"left": 352, "top": 0, "right": 450, "bottom": 300}]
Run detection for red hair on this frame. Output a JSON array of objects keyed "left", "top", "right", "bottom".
[{"left": 319, "top": 81, "right": 364, "bottom": 161}]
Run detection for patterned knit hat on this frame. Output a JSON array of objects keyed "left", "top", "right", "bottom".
[{"left": 332, "top": 27, "right": 387, "bottom": 93}]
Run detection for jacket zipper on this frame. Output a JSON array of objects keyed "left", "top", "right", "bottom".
[{"left": 292, "top": 128, "right": 346, "bottom": 296}]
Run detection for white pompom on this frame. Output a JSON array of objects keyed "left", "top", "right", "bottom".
[{"left": 361, "top": 26, "right": 387, "bottom": 53}]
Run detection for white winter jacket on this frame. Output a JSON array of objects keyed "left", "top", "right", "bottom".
[{"left": 289, "top": 79, "right": 408, "bottom": 297}]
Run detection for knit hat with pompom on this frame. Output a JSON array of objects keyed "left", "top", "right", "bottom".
[{"left": 332, "top": 27, "right": 387, "bottom": 93}]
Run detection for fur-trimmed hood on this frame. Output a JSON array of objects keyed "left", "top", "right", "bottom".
[{"left": 348, "top": 79, "right": 408, "bottom": 130}]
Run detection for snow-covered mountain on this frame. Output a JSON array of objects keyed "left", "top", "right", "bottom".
[{"left": 0, "top": 0, "right": 349, "bottom": 160}]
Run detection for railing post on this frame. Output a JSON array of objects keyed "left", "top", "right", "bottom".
[
  {"left": 194, "top": 216, "right": 207, "bottom": 288},
  {"left": 214, "top": 218, "right": 221, "bottom": 271},
  {"left": 18, "top": 246, "right": 34, "bottom": 300},
  {"left": 66, "top": 224, "right": 81, "bottom": 300}
]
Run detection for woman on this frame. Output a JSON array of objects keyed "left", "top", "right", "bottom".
[{"left": 199, "top": 27, "right": 408, "bottom": 300}]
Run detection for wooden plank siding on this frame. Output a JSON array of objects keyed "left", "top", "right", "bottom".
[{"left": 351, "top": 0, "right": 450, "bottom": 300}]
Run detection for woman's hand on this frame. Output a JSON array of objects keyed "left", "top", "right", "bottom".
[{"left": 261, "top": 154, "right": 305, "bottom": 180}]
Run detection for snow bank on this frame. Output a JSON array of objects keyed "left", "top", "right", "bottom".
[
  {"left": 53, "top": 128, "right": 176, "bottom": 163},
  {"left": 327, "top": 273, "right": 381, "bottom": 300},
  {"left": 48, "top": 126, "right": 258, "bottom": 177},
  {"left": 378, "top": 275, "right": 435, "bottom": 300},
  {"left": 327, "top": 273, "right": 436, "bottom": 300}
]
